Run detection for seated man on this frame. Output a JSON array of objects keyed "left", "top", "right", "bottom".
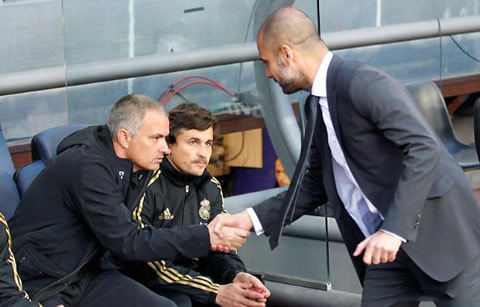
[
  {"left": 0, "top": 212, "right": 40, "bottom": 307},
  {"left": 123, "top": 103, "right": 270, "bottom": 306},
  {"left": 9, "top": 95, "right": 248, "bottom": 306}
]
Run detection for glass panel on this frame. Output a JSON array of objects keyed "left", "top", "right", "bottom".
[
  {"left": 64, "top": 64, "right": 253, "bottom": 125},
  {"left": 61, "top": 0, "right": 331, "bottom": 288},
  {"left": 63, "top": 0, "right": 258, "bottom": 66},
  {"left": 319, "top": 0, "right": 480, "bottom": 81},
  {"left": 0, "top": 0, "right": 67, "bottom": 141},
  {"left": 317, "top": 0, "right": 480, "bottom": 295},
  {"left": 0, "top": 0, "right": 477, "bottom": 301},
  {"left": 55, "top": 0, "right": 480, "bottom": 297},
  {"left": 336, "top": 33, "right": 480, "bottom": 83},
  {"left": 62, "top": 0, "right": 261, "bottom": 122},
  {"left": 319, "top": 0, "right": 480, "bottom": 30}
]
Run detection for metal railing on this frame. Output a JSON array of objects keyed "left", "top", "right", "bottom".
[{"left": 0, "top": 15, "right": 479, "bottom": 96}]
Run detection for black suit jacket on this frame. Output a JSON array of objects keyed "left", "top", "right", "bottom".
[{"left": 254, "top": 55, "right": 480, "bottom": 283}]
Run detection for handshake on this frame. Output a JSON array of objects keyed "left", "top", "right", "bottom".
[{"left": 207, "top": 211, "right": 253, "bottom": 252}]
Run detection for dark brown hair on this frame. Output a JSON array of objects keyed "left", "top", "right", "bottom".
[{"left": 167, "top": 102, "right": 218, "bottom": 144}]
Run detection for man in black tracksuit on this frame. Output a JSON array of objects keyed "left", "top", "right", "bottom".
[
  {"left": 0, "top": 212, "right": 40, "bottom": 307},
  {"left": 122, "top": 103, "right": 270, "bottom": 306},
  {"left": 8, "top": 95, "right": 248, "bottom": 306}
]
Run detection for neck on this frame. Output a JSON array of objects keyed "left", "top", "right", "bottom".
[
  {"left": 303, "top": 46, "right": 329, "bottom": 91},
  {"left": 112, "top": 140, "right": 128, "bottom": 159},
  {"left": 112, "top": 140, "right": 140, "bottom": 172},
  {"left": 166, "top": 156, "right": 187, "bottom": 175}
]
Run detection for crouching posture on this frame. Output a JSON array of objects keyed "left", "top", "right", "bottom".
[{"left": 122, "top": 103, "right": 270, "bottom": 306}]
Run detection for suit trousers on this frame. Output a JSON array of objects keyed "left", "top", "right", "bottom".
[
  {"left": 40, "top": 269, "right": 176, "bottom": 307},
  {"left": 361, "top": 249, "right": 480, "bottom": 307}
]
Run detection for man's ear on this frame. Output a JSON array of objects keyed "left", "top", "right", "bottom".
[
  {"left": 280, "top": 44, "right": 294, "bottom": 63},
  {"left": 116, "top": 128, "right": 131, "bottom": 149}
]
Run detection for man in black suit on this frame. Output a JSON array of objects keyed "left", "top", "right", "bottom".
[{"left": 211, "top": 7, "right": 480, "bottom": 306}]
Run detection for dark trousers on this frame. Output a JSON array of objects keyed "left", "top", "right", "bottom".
[
  {"left": 362, "top": 249, "right": 480, "bottom": 307},
  {"left": 40, "top": 269, "right": 176, "bottom": 307},
  {"left": 156, "top": 289, "right": 193, "bottom": 307}
]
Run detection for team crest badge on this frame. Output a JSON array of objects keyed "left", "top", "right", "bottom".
[{"left": 199, "top": 199, "right": 211, "bottom": 220}]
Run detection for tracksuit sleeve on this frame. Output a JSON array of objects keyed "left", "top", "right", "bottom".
[
  {"left": 198, "top": 251, "right": 246, "bottom": 284},
  {"left": 131, "top": 260, "right": 220, "bottom": 305},
  {"left": 74, "top": 162, "right": 210, "bottom": 262},
  {"left": 0, "top": 214, "right": 40, "bottom": 307},
  {"left": 201, "top": 189, "right": 247, "bottom": 283}
]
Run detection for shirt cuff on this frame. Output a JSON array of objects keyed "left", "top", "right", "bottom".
[
  {"left": 246, "top": 208, "right": 264, "bottom": 236},
  {"left": 380, "top": 229, "right": 406, "bottom": 242}
]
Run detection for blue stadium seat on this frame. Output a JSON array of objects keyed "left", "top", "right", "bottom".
[
  {"left": 15, "top": 124, "right": 87, "bottom": 196},
  {"left": 406, "top": 81, "right": 480, "bottom": 170},
  {"left": 0, "top": 172, "right": 20, "bottom": 220},
  {"left": 0, "top": 126, "right": 15, "bottom": 177},
  {"left": 15, "top": 162, "right": 46, "bottom": 197},
  {"left": 30, "top": 124, "right": 88, "bottom": 162},
  {"left": 0, "top": 126, "right": 19, "bottom": 219}
]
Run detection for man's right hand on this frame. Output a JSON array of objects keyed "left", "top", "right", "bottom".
[
  {"left": 209, "top": 211, "right": 253, "bottom": 252},
  {"left": 216, "top": 283, "right": 267, "bottom": 307},
  {"left": 207, "top": 224, "right": 250, "bottom": 252},
  {"left": 211, "top": 211, "right": 253, "bottom": 237}
]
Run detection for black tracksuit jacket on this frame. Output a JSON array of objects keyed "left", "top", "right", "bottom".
[
  {"left": 8, "top": 125, "right": 211, "bottom": 301},
  {"left": 0, "top": 213, "right": 39, "bottom": 307},
  {"left": 122, "top": 159, "right": 246, "bottom": 305}
]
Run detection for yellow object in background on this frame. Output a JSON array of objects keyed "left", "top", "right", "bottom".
[
  {"left": 275, "top": 158, "right": 290, "bottom": 187},
  {"left": 223, "top": 128, "right": 263, "bottom": 168}
]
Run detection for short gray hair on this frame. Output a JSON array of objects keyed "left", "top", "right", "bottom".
[{"left": 107, "top": 94, "right": 165, "bottom": 139}]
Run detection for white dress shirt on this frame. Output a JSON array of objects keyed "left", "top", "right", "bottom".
[
  {"left": 248, "top": 52, "right": 403, "bottom": 241},
  {"left": 312, "top": 52, "right": 383, "bottom": 237}
]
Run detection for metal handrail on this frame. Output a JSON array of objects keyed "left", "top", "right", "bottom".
[{"left": 0, "top": 15, "right": 479, "bottom": 96}]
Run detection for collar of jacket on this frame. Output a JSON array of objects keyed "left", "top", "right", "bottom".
[
  {"left": 96, "top": 125, "right": 133, "bottom": 168},
  {"left": 161, "top": 158, "right": 211, "bottom": 187},
  {"left": 58, "top": 124, "right": 133, "bottom": 171}
]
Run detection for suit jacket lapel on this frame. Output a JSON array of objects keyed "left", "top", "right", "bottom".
[
  {"left": 315, "top": 107, "right": 341, "bottom": 206},
  {"left": 325, "top": 55, "right": 345, "bottom": 155},
  {"left": 319, "top": 55, "right": 353, "bottom": 207}
]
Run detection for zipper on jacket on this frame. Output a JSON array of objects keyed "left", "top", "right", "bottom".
[{"left": 181, "top": 184, "right": 190, "bottom": 225}]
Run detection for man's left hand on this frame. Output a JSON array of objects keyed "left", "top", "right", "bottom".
[
  {"left": 233, "top": 272, "right": 271, "bottom": 301},
  {"left": 353, "top": 231, "right": 402, "bottom": 265}
]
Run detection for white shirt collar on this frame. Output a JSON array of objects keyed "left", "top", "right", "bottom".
[{"left": 311, "top": 52, "right": 333, "bottom": 98}]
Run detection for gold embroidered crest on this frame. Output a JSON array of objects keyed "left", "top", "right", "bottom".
[{"left": 199, "top": 199, "right": 211, "bottom": 220}]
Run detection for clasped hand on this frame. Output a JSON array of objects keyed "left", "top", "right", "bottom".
[
  {"left": 208, "top": 212, "right": 253, "bottom": 252},
  {"left": 216, "top": 272, "right": 271, "bottom": 307},
  {"left": 207, "top": 220, "right": 250, "bottom": 252}
]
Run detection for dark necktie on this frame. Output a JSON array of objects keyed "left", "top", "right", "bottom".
[{"left": 269, "top": 95, "right": 319, "bottom": 249}]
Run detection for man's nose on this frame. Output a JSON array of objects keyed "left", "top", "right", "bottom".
[
  {"left": 198, "top": 146, "right": 207, "bottom": 158},
  {"left": 160, "top": 140, "right": 171, "bottom": 155}
]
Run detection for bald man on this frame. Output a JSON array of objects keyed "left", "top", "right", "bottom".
[{"left": 211, "top": 7, "right": 480, "bottom": 306}]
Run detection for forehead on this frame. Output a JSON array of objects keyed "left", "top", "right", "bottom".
[
  {"left": 139, "top": 109, "right": 169, "bottom": 132},
  {"left": 257, "top": 36, "right": 274, "bottom": 62},
  {"left": 177, "top": 127, "right": 213, "bottom": 140},
  {"left": 257, "top": 34, "right": 267, "bottom": 57}
]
